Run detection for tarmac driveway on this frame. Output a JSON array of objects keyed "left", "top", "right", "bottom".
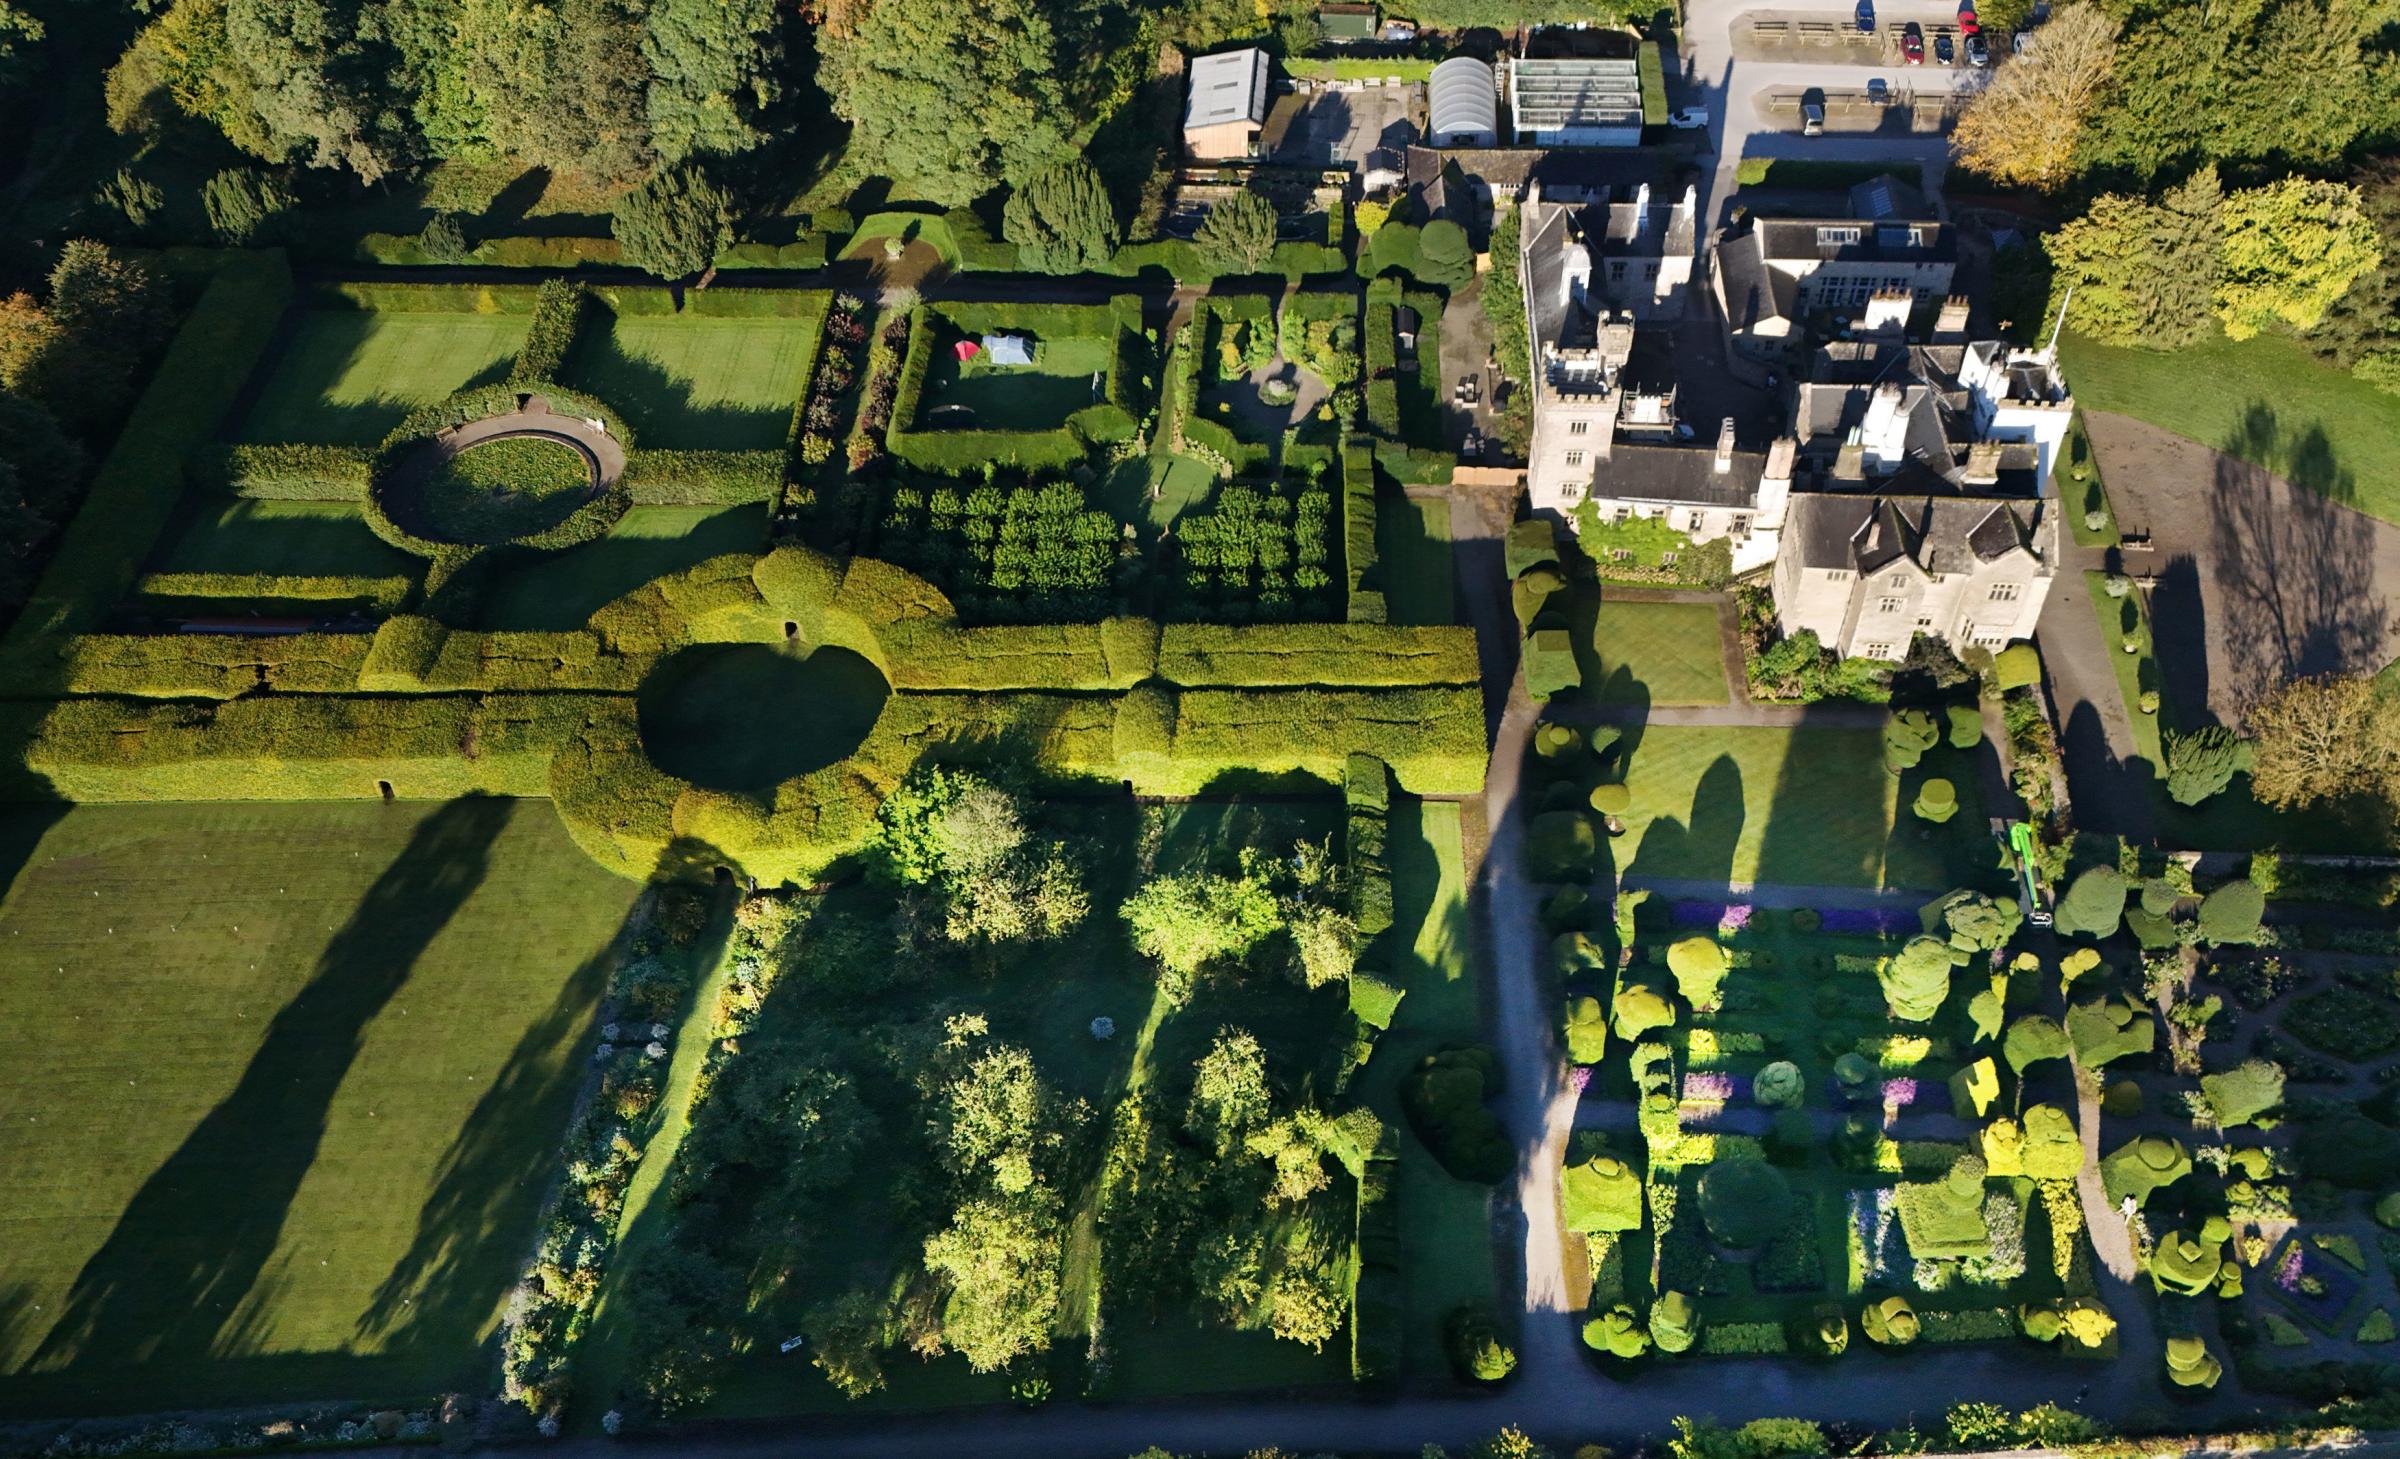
[{"left": 2086, "top": 410, "right": 2400, "bottom": 730}]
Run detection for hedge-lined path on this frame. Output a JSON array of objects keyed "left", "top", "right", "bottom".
[
  {"left": 1544, "top": 699, "right": 1889, "bottom": 731},
  {"left": 427, "top": 393, "right": 626, "bottom": 486}
]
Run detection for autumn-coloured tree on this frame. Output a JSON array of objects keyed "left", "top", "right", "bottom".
[
  {"left": 1950, "top": 3, "right": 2120, "bottom": 191},
  {"left": 2247, "top": 673, "right": 2400, "bottom": 814}
]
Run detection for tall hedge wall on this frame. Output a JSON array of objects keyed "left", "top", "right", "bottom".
[{"left": 5, "top": 250, "right": 295, "bottom": 649}]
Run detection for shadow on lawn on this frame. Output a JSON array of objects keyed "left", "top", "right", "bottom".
[
  {"left": 27, "top": 796, "right": 513, "bottom": 1376},
  {"left": 563, "top": 320, "right": 791, "bottom": 451}
]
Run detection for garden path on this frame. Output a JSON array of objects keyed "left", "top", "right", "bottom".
[{"left": 429, "top": 393, "right": 627, "bottom": 487}]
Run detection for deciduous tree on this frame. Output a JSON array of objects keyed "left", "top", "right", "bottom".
[
  {"left": 1949, "top": 2, "right": 2120, "bottom": 191},
  {"left": 2214, "top": 177, "right": 2381, "bottom": 339},
  {"left": 2247, "top": 673, "right": 2400, "bottom": 815}
]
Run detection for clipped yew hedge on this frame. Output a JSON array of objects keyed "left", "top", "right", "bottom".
[
  {"left": 619, "top": 450, "right": 782, "bottom": 505},
  {"left": 193, "top": 443, "right": 374, "bottom": 500}
]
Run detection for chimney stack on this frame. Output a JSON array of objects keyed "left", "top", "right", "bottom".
[
  {"left": 1934, "top": 294, "right": 1971, "bottom": 341},
  {"left": 1713, "top": 417, "right": 1736, "bottom": 474}
]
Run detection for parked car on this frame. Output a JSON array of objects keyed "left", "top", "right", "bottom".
[
  {"left": 1801, "top": 87, "right": 1826, "bottom": 134},
  {"left": 1855, "top": 0, "right": 1875, "bottom": 30},
  {"left": 1934, "top": 30, "right": 1954, "bottom": 61},
  {"left": 1867, "top": 75, "right": 1890, "bottom": 103},
  {"left": 1957, "top": 3, "right": 1979, "bottom": 32},
  {"left": 1965, "top": 31, "right": 1989, "bottom": 63},
  {"left": 1901, "top": 22, "right": 1924, "bottom": 62},
  {"left": 2013, "top": 28, "right": 2034, "bottom": 52},
  {"left": 1669, "top": 105, "right": 1709, "bottom": 129}
]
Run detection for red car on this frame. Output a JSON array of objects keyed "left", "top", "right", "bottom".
[
  {"left": 1901, "top": 21, "right": 1925, "bottom": 61},
  {"left": 1958, "top": 4, "right": 1980, "bottom": 33}
]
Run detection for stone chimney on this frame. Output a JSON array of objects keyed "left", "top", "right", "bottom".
[
  {"left": 1861, "top": 383, "right": 1908, "bottom": 473},
  {"left": 1561, "top": 236, "right": 1591, "bottom": 310},
  {"left": 1862, "top": 288, "right": 1911, "bottom": 336},
  {"left": 1713, "top": 417, "right": 1737, "bottom": 474},
  {"left": 1597, "top": 314, "right": 1635, "bottom": 372},
  {"left": 1934, "top": 294, "right": 1971, "bottom": 341},
  {"left": 1963, "top": 440, "right": 2004, "bottom": 486}
]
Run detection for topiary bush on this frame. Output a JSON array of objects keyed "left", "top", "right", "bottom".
[
  {"left": 1562, "top": 1153, "right": 1645, "bottom": 1234},
  {"left": 2100, "top": 1134, "right": 2192, "bottom": 1206},
  {"left": 1992, "top": 643, "right": 2040, "bottom": 690},
  {"left": 1861, "top": 1294, "right": 1920, "bottom": 1346},
  {"left": 2003, "top": 1014, "right": 2071, "bottom": 1075},
  {"left": 2199, "top": 1058, "right": 2285, "bottom": 1128},
  {"left": 2164, "top": 1334, "right": 2221, "bottom": 1389},
  {"left": 2020, "top": 1104, "right": 2085, "bottom": 1180},
  {"left": 1611, "top": 982, "right": 1677, "bottom": 1041},
  {"left": 1753, "top": 1060, "right": 1804, "bottom": 1109},
  {"left": 2197, "top": 879, "right": 2265, "bottom": 945},
  {"left": 1583, "top": 1303, "right": 1650, "bottom": 1358},
  {"left": 2149, "top": 1225, "right": 2227, "bottom": 1297},
  {"left": 1666, "top": 936, "right": 1730, "bottom": 1011},
  {"left": 1880, "top": 935, "right": 1964, "bottom": 1022},
  {"left": 1699, "top": 1158, "right": 1792, "bottom": 1250},
  {"left": 1649, "top": 1291, "right": 1700, "bottom": 1355},
  {"left": 1913, "top": 778, "right": 1959, "bottom": 824},
  {"left": 1589, "top": 782, "right": 1631, "bottom": 817},
  {"left": 1945, "top": 702, "right": 1981, "bottom": 750},
  {"left": 1444, "top": 1303, "right": 1518, "bottom": 1382},
  {"left": 1884, "top": 709, "right": 1939, "bottom": 773},
  {"left": 1564, "top": 996, "right": 1609, "bottom": 1063},
  {"left": 1528, "top": 810, "right": 1597, "bottom": 881},
  {"left": 2067, "top": 995, "right": 2156, "bottom": 1068},
  {"left": 1401, "top": 1045, "right": 1512, "bottom": 1184},
  {"left": 2054, "top": 866, "right": 2127, "bottom": 941}
]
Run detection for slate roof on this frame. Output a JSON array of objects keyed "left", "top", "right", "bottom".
[
  {"left": 1754, "top": 217, "right": 1955, "bottom": 264},
  {"left": 1786, "top": 496, "right": 2043, "bottom": 573},
  {"left": 1594, "top": 443, "right": 1765, "bottom": 507},
  {"left": 1188, "top": 49, "right": 1271, "bottom": 131}
]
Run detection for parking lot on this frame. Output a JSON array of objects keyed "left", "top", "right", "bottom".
[{"left": 1259, "top": 82, "right": 1420, "bottom": 167}]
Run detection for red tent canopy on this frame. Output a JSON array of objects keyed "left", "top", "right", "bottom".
[{"left": 952, "top": 340, "right": 981, "bottom": 362}]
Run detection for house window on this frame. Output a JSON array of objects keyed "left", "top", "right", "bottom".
[
  {"left": 1877, "top": 596, "right": 1903, "bottom": 614},
  {"left": 1614, "top": 507, "right": 1631, "bottom": 523},
  {"left": 1659, "top": 550, "right": 1679, "bottom": 566},
  {"left": 1861, "top": 641, "right": 1896, "bottom": 661},
  {"left": 1564, "top": 450, "right": 1586, "bottom": 468},
  {"left": 1817, "top": 225, "right": 1863, "bottom": 247},
  {"left": 1569, "top": 420, "right": 1591, "bottom": 436},
  {"left": 1611, "top": 548, "right": 1633, "bottom": 562},
  {"left": 1887, "top": 572, "right": 1908, "bottom": 588},
  {"left": 1988, "top": 582, "right": 2022, "bottom": 602},
  {"left": 1730, "top": 514, "right": 1750, "bottom": 537},
  {"left": 1916, "top": 616, "right": 1935, "bottom": 630},
  {"left": 1826, "top": 569, "right": 1851, "bottom": 582}
]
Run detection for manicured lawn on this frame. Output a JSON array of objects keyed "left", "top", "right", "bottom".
[
  {"left": 919, "top": 328, "right": 1113, "bottom": 431},
  {"left": 0, "top": 799, "right": 636, "bottom": 1416},
  {"left": 1615, "top": 724, "right": 1986, "bottom": 891},
  {"left": 1580, "top": 596, "right": 1730, "bottom": 707},
  {"left": 148, "top": 499, "right": 424, "bottom": 579},
  {"left": 565, "top": 313, "right": 819, "bottom": 450},
  {"left": 237, "top": 310, "right": 530, "bottom": 445},
  {"left": 1097, "top": 450, "right": 1221, "bottom": 536},
  {"left": 2058, "top": 414, "right": 2121, "bottom": 549},
  {"left": 2084, "top": 570, "right": 2164, "bottom": 767},
  {"left": 476, "top": 505, "right": 767, "bottom": 629},
  {"left": 2059, "top": 329, "right": 2400, "bottom": 527},
  {"left": 1355, "top": 799, "right": 1495, "bottom": 1376},
  {"left": 1377, "top": 495, "right": 1456, "bottom": 626},
  {"left": 419, "top": 436, "right": 592, "bottom": 544}
]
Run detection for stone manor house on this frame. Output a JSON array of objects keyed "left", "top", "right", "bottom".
[{"left": 1515, "top": 178, "right": 2068, "bottom": 661}]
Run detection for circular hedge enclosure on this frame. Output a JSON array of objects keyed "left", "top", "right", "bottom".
[
  {"left": 638, "top": 643, "right": 891, "bottom": 796},
  {"left": 365, "top": 384, "right": 632, "bottom": 554}
]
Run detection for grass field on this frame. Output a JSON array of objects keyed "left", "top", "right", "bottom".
[
  {"left": 565, "top": 314, "right": 818, "bottom": 450},
  {"left": 237, "top": 311, "right": 531, "bottom": 445},
  {"left": 919, "top": 330, "right": 1113, "bottom": 431},
  {"left": 2059, "top": 329, "right": 2400, "bottom": 526},
  {"left": 1377, "top": 495, "right": 1456, "bottom": 626},
  {"left": 0, "top": 799, "right": 636, "bottom": 1416},
  {"left": 1097, "top": 451, "right": 1220, "bottom": 537},
  {"left": 1353, "top": 800, "right": 1495, "bottom": 1376},
  {"left": 476, "top": 505, "right": 767, "bottom": 629},
  {"left": 1578, "top": 596, "right": 1730, "bottom": 707},
  {"left": 149, "top": 499, "right": 425, "bottom": 579},
  {"left": 1615, "top": 724, "right": 1985, "bottom": 891}
]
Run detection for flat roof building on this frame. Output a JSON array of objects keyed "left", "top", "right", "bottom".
[
  {"left": 1186, "top": 48, "right": 1273, "bottom": 159},
  {"left": 1509, "top": 57, "right": 1642, "bottom": 147}
]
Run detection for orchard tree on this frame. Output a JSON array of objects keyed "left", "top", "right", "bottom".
[
  {"left": 1949, "top": 2, "right": 2120, "bottom": 191},
  {"left": 613, "top": 163, "right": 735, "bottom": 282},
  {"left": 922, "top": 1195, "right": 1062, "bottom": 1371},
  {"left": 1187, "top": 1026, "right": 1272, "bottom": 1156},
  {"left": 1003, "top": 160, "right": 1121, "bottom": 273},
  {"left": 2214, "top": 178, "right": 2381, "bottom": 339},
  {"left": 1195, "top": 190, "right": 1279, "bottom": 276},
  {"left": 2247, "top": 672, "right": 2400, "bottom": 815}
]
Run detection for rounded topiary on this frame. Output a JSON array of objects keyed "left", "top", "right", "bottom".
[
  {"left": 1812, "top": 1304, "right": 1850, "bottom": 1356},
  {"left": 1790, "top": 908, "right": 1822, "bottom": 933},
  {"left": 1554, "top": 931, "right": 1607, "bottom": 974},
  {"left": 1583, "top": 1303, "right": 1650, "bottom": 1358},
  {"left": 1861, "top": 1294, "right": 1919, "bottom": 1346},
  {"left": 1564, "top": 996, "right": 1609, "bottom": 1064},
  {"left": 1543, "top": 885, "right": 1592, "bottom": 933},
  {"left": 1752, "top": 1060, "right": 1805, "bottom": 1109},
  {"left": 2165, "top": 1335, "right": 2221, "bottom": 1389},
  {"left": 1589, "top": 783, "right": 1631, "bottom": 816},
  {"left": 1611, "top": 982, "right": 1676, "bottom": 1041},
  {"left": 1665, "top": 936, "right": 1730, "bottom": 1011},
  {"left": 2150, "top": 1230, "right": 2224, "bottom": 1297},
  {"left": 1563, "top": 1154, "right": 1646, "bottom": 1234},
  {"left": 2020, "top": 1302, "right": 2064, "bottom": 1343},
  {"left": 2102, "top": 1080, "right": 2144, "bottom": 1119},
  {"left": 2061, "top": 1297, "right": 2116, "bottom": 1348},
  {"left": 1445, "top": 1303, "right": 1518, "bottom": 1382},
  {"left": 1649, "top": 1291, "right": 1700, "bottom": 1354},
  {"left": 1911, "top": 778, "right": 1958, "bottom": 824},
  {"left": 1535, "top": 723, "right": 1582, "bottom": 760},
  {"left": 1834, "top": 1051, "right": 1878, "bottom": 1098},
  {"left": 1527, "top": 811, "right": 1598, "bottom": 882},
  {"left": 1698, "top": 1158, "right": 1791, "bottom": 1250}
]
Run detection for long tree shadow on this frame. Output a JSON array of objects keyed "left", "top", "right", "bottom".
[
  {"left": 1621, "top": 754, "right": 1745, "bottom": 896},
  {"left": 27, "top": 797, "right": 514, "bottom": 1375},
  {"left": 2203, "top": 404, "right": 2394, "bottom": 720},
  {"left": 560, "top": 315, "right": 793, "bottom": 452}
]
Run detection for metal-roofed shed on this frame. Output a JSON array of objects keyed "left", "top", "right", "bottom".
[
  {"left": 1185, "top": 48, "right": 1273, "bottom": 158},
  {"left": 1429, "top": 56, "right": 1499, "bottom": 147}
]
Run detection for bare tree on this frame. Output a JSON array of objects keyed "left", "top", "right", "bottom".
[{"left": 1950, "top": 3, "right": 2122, "bottom": 191}]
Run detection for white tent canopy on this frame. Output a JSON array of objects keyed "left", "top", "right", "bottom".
[{"left": 982, "top": 333, "right": 1035, "bottom": 366}]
